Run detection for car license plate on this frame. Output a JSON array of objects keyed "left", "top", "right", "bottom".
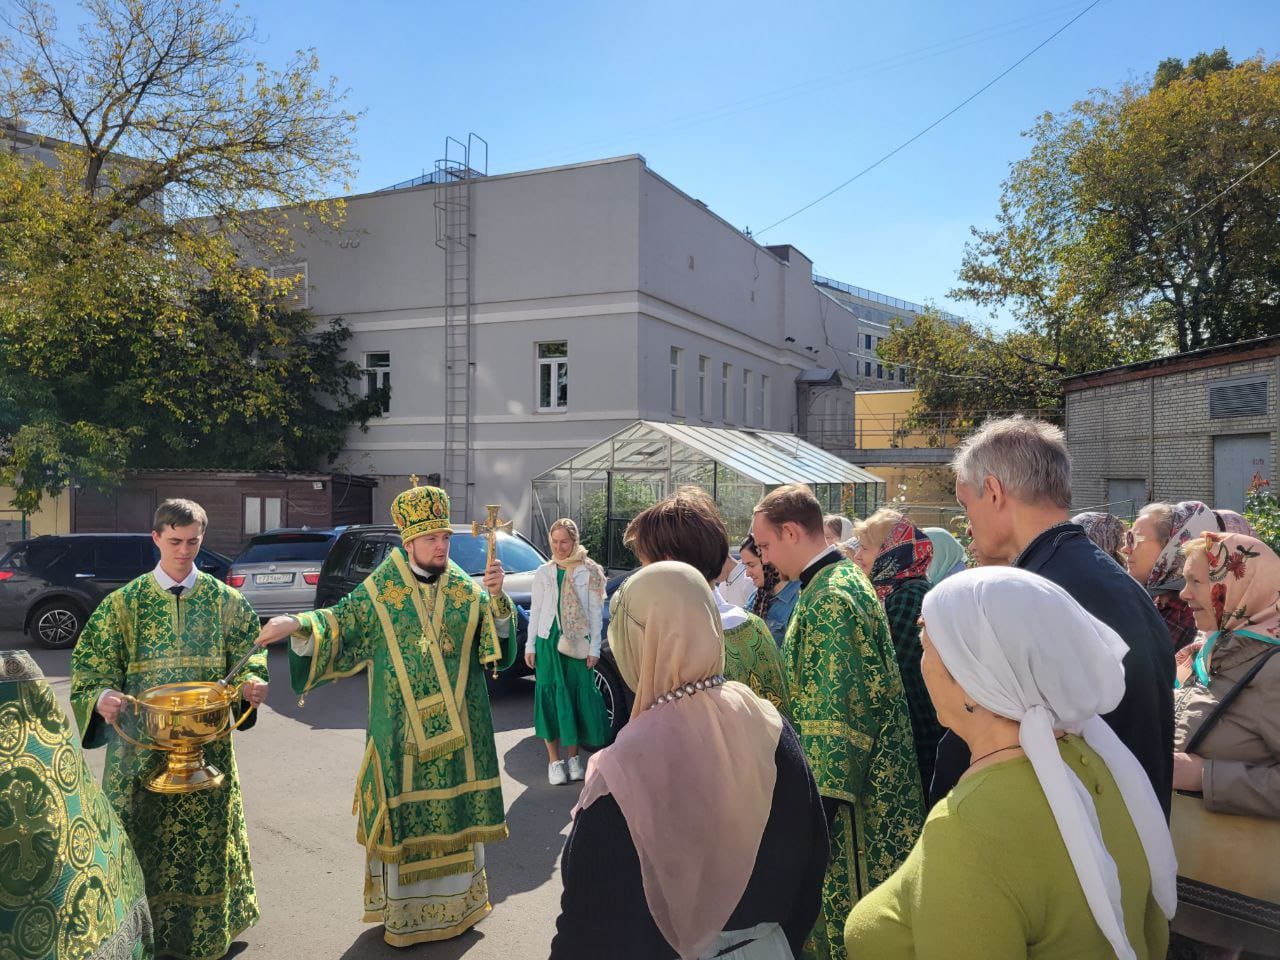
[{"left": 255, "top": 573, "right": 294, "bottom": 585}]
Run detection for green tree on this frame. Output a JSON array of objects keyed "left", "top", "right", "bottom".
[
  {"left": 0, "top": 0, "right": 365, "bottom": 510},
  {"left": 956, "top": 52, "right": 1280, "bottom": 355}
]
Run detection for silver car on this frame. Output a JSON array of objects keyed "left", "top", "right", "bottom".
[{"left": 228, "top": 528, "right": 344, "bottom": 618}]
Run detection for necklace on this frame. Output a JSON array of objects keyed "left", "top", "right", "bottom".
[
  {"left": 967, "top": 744, "right": 1022, "bottom": 768},
  {"left": 647, "top": 675, "right": 726, "bottom": 710}
]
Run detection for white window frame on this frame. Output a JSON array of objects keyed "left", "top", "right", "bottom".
[
  {"left": 537, "top": 341, "right": 569, "bottom": 412},
  {"left": 722, "top": 363, "right": 733, "bottom": 423},
  {"left": 362, "top": 351, "right": 391, "bottom": 414},
  {"left": 759, "top": 374, "right": 770, "bottom": 428},
  {"left": 741, "top": 369, "right": 752, "bottom": 426},
  {"left": 697, "top": 356, "right": 709, "bottom": 419},
  {"left": 669, "top": 347, "right": 683, "bottom": 414}
]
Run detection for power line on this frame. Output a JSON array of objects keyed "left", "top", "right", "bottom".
[
  {"left": 756, "top": 0, "right": 1105, "bottom": 237},
  {"left": 1167, "top": 145, "right": 1280, "bottom": 235}
]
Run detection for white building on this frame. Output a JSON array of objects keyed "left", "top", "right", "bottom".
[{"left": 264, "top": 153, "right": 916, "bottom": 532}]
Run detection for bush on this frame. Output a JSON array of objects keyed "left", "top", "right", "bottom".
[{"left": 1244, "top": 479, "right": 1280, "bottom": 554}]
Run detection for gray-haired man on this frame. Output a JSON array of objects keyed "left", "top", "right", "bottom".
[{"left": 932, "top": 416, "right": 1174, "bottom": 816}]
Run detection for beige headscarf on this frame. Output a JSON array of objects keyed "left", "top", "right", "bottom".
[
  {"left": 576, "top": 562, "right": 783, "bottom": 959},
  {"left": 547, "top": 518, "right": 604, "bottom": 658}
]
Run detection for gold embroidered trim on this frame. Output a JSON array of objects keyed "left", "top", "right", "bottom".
[
  {"left": 363, "top": 823, "right": 509, "bottom": 863},
  {"left": 388, "top": 776, "right": 502, "bottom": 808},
  {"left": 380, "top": 902, "right": 491, "bottom": 946},
  {"left": 798, "top": 719, "right": 874, "bottom": 753}
]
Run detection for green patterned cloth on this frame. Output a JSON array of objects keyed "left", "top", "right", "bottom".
[
  {"left": 784, "top": 559, "right": 924, "bottom": 960},
  {"left": 724, "top": 613, "right": 791, "bottom": 715},
  {"left": 288, "top": 549, "right": 517, "bottom": 888},
  {"left": 882, "top": 578, "right": 943, "bottom": 794},
  {"left": 1, "top": 650, "right": 152, "bottom": 960},
  {"left": 71, "top": 573, "right": 266, "bottom": 960},
  {"left": 532, "top": 568, "right": 610, "bottom": 748}
]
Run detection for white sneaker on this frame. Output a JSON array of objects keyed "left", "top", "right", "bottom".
[
  {"left": 567, "top": 755, "right": 585, "bottom": 782},
  {"left": 548, "top": 760, "right": 568, "bottom": 786}
]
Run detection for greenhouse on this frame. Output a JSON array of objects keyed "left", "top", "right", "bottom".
[{"left": 531, "top": 420, "right": 886, "bottom": 569}]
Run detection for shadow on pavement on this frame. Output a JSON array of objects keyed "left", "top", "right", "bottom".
[{"left": 338, "top": 925, "right": 487, "bottom": 959}]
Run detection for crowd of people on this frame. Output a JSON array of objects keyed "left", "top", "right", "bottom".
[{"left": 9, "top": 414, "right": 1280, "bottom": 959}]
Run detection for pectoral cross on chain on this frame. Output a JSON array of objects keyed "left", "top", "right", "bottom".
[{"left": 472, "top": 504, "right": 512, "bottom": 677}]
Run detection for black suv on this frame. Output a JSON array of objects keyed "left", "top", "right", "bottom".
[
  {"left": 0, "top": 534, "right": 232, "bottom": 648},
  {"left": 316, "top": 525, "right": 630, "bottom": 742}
]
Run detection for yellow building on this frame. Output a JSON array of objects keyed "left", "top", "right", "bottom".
[
  {"left": 852, "top": 390, "right": 957, "bottom": 511},
  {"left": 0, "top": 486, "right": 72, "bottom": 547}
]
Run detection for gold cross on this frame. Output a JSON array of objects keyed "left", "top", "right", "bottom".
[
  {"left": 471, "top": 504, "right": 512, "bottom": 570},
  {"left": 471, "top": 504, "right": 512, "bottom": 677},
  {"left": 409, "top": 473, "right": 419, "bottom": 487}
]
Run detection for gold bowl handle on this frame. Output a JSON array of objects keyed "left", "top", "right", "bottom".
[
  {"left": 221, "top": 685, "right": 256, "bottom": 735},
  {"left": 108, "top": 695, "right": 173, "bottom": 753}
]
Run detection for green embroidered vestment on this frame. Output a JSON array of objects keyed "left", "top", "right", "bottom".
[
  {"left": 783, "top": 560, "right": 924, "bottom": 960},
  {"left": 723, "top": 613, "right": 791, "bottom": 715},
  {"left": 288, "top": 549, "right": 517, "bottom": 884},
  {"left": 70, "top": 573, "right": 267, "bottom": 960}
]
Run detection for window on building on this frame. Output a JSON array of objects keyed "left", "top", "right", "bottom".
[
  {"left": 670, "top": 347, "right": 683, "bottom": 413},
  {"left": 537, "top": 341, "right": 569, "bottom": 411},
  {"left": 270, "top": 262, "right": 308, "bottom": 310},
  {"left": 864, "top": 361, "right": 872, "bottom": 378},
  {"left": 876, "top": 363, "right": 884, "bottom": 379},
  {"left": 722, "top": 362, "right": 733, "bottom": 422},
  {"left": 864, "top": 333, "right": 873, "bottom": 351},
  {"left": 760, "top": 374, "right": 770, "bottom": 429},
  {"left": 742, "top": 369, "right": 752, "bottom": 426},
  {"left": 362, "top": 352, "right": 391, "bottom": 414},
  {"left": 244, "top": 496, "right": 284, "bottom": 537},
  {"left": 888, "top": 368, "right": 896, "bottom": 382},
  {"left": 698, "top": 356, "right": 709, "bottom": 418},
  {"left": 900, "top": 367, "right": 908, "bottom": 384}
]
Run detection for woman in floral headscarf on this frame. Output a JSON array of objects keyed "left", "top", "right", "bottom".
[
  {"left": 1122, "top": 501, "right": 1219, "bottom": 652},
  {"left": 1172, "top": 532, "right": 1280, "bottom": 953},
  {"left": 851, "top": 509, "right": 941, "bottom": 792},
  {"left": 1073, "top": 510, "right": 1128, "bottom": 567}
]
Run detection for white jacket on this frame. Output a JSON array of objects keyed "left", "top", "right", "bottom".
[{"left": 527, "top": 561, "right": 605, "bottom": 657}]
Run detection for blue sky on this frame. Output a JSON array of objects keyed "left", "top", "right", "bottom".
[{"left": 52, "top": 0, "right": 1279, "bottom": 325}]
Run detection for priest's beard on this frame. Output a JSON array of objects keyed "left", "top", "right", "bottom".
[{"left": 419, "top": 559, "right": 447, "bottom": 576}]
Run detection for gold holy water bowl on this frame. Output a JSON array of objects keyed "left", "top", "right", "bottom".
[{"left": 110, "top": 681, "right": 254, "bottom": 794}]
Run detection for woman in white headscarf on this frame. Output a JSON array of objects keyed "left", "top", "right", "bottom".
[
  {"left": 845, "top": 566, "right": 1176, "bottom": 960},
  {"left": 550, "top": 561, "right": 828, "bottom": 959}
]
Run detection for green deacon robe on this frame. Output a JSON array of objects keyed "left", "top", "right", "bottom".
[
  {"left": 70, "top": 572, "right": 266, "bottom": 960},
  {"left": 783, "top": 559, "right": 924, "bottom": 960},
  {"left": 288, "top": 549, "right": 518, "bottom": 887},
  {"left": 1, "top": 649, "right": 153, "bottom": 960},
  {"left": 723, "top": 613, "right": 791, "bottom": 716}
]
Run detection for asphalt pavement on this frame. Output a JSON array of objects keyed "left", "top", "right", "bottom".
[{"left": 6, "top": 631, "right": 579, "bottom": 959}]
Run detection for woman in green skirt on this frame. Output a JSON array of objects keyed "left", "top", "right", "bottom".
[{"left": 526, "top": 518, "right": 611, "bottom": 785}]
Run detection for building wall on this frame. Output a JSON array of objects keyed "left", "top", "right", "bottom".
[
  {"left": 0, "top": 486, "right": 72, "bottom": 549},
  {"left": 273, "top": 156, "right": 859, "bottom": 533},
  {"left": 853, "top": 389, "right": 934, "bottom": 449},
  {"left": 1066, "top": 355, "right": 1280, "bottom": 511}
]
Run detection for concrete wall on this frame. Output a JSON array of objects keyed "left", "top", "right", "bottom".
[
  {"left": 266, "top": 156, "right": 857, "bottom": 533},
  {"left": 1066, "top": 355, "right": 1280, "bottom": 510}
]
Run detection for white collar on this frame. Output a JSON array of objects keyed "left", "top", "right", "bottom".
[
  {"left": 713, "top": 585, "right": 748, "bottom": 631},
  {"left": 803, "top": 545, "right": 839, "bottom": 573},
  {"left": 153, "top": 563, "right": 198, "bottom": 593}
]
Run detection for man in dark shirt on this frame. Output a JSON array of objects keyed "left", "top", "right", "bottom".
[{"left": 932, "top": 417, "right": 1174, "bottom": 817}]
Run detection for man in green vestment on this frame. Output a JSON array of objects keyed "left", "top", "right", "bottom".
[
  {"left": 751, "top": 485, "right": 923, "bottom": 960},
  {"left": 254, "top": 481, "right": 518, "bottom": 947},
  {"left": 71, "top": 499, "right": 268, "bottom": 960}
]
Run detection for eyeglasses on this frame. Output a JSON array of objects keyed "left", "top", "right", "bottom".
[{"left": 1124, "top": 530, "right": 1148, "bottom": 551}]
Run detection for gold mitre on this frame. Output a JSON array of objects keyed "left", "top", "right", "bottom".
[{"left": 390, "top": 475, "right": 451, "bottom": 545}]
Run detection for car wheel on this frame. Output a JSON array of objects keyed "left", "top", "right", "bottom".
[
  {"left": 591, "top": 658, "right": 629, "bottom": 745},
  {"left": 31, "top": 599, "right": 87, "bottom": 649}
]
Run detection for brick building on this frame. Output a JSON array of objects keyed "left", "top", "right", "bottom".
[{"left": 1065, "top": 336, "right": 1279, "bottom": 515}]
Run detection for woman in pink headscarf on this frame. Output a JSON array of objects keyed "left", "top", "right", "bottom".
[
  {"left": 550, "top": 561, "right": 828, "bottom": 959},
  {"left": 1122, "top": 501, "right": 1218, "bottom": 651}
]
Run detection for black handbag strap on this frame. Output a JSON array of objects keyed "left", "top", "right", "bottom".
[{"left": 1186, "top": 643, "right": 1280, "bottom": 753}]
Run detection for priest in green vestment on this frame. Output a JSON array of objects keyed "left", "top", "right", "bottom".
[
  {"left": 2, "top": 649, "right": 153, "bottom": 960},
  {"left": 254, "top": 481, "right": 518, "bottom": 948},
  {"left": 751, "top": 485, "right": 924, "bottom": 960},
  {"left": 71, "top": 499, "right": 268, "bottom": 960}
]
